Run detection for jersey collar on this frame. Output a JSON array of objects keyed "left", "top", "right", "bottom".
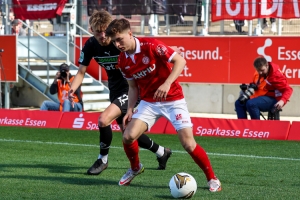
[{"left": 125, "top": 37, "right": 141, "bottom": 58}]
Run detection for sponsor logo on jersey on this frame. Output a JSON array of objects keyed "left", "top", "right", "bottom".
[
  {"left": 98, "top": 56, "right": 118, "bottom": 63},
  {"left": 142, "top": 56, "right": 150, "bottom": 64},
  {"left": 175, "top": 114, "right": 182, "bottom": 120},
  {"left": 133, "top": 64, "right": 156, "bottom": 79},
  {"left": 125, "top": 66, "right": 130, "bottom": 69},
  {"left": 156, "top": 44, "right": 168, "bottom": 56}
]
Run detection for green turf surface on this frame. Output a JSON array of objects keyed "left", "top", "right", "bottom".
[{"left": 0, "top": 126, "right": 299, "bottom": 199}]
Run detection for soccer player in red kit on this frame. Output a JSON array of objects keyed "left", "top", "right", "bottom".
[{"left": 105, "top": 18, "right": 221, "bottom": 192}]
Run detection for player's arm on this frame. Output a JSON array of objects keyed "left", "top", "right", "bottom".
[
  {"left": 69, "top": 64, "right": 87, "bottom": 100},
  {"left": 154, "top": 53, "right": 186, "bottom": 100},
  {"left": 123, "top": 79, "right": 139, "bottom": 129}
]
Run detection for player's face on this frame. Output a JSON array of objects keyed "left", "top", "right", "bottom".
[
  {"left": 91, "top": 25, "right": 111, "bottom": 46},
  {"left": 256, "top": 64, "right": 269, "bottom": 76},
  {"left": 111, "top": 30, "right": 133, "bottom": 53}
]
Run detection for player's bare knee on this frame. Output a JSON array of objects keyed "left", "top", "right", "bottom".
[{"left": 98, "top": 115, "right": 110, "bottom": 127}]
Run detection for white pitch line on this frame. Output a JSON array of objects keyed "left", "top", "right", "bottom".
[{"left": 1, "top": 138, "right": 300, "bottom": 161}]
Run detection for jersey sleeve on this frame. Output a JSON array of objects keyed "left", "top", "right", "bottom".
[
  {"left": 78, "top": 38, "right": 94, "bottom": 66},
  {"left": 151, "top": 39, "right": 176, "bottom": 63}
]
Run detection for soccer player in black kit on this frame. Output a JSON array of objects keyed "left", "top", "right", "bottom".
[{"left": 69, "top": 10, "right": 172, "bottom": 175}]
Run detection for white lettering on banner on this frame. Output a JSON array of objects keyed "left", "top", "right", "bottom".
[
  {"left": 179, "top": 47, "right": 222, "bottom": 60},
  {"left": 196, "top": 126, "right": 270, "bottom": 138},
  {"left": 214, "top": 0, "right": 300, "bottom": 18},
  {"left": 73, "top": 114, "right": 85, "bottom": 128},
  {"left": 179, "top": 66, "right": 192, "bottom": 77},
  {"left": 278, "top": 47, "right": 300, "bottom": 61},
  {"left": 0, "top": 117, "right": 46, "bottom": 127},
  {"left": 242, "top": 128, "right": 270, "bottom": 138},
  {"left": 27, "top": 3, "right": 57, "bottom": 11},
  {"left": 196, "top": 126, "right": 241, "bottom": 137},
  {"left": 86, "top": 122, "right": 120, "bottom": 131},
  {"left": 86, "top": 121, "right": 98, "bottom": 130},
  {"left": 25, "top": 118, "right": 46, "bottom": 126},
  {"left": 282, "top": 65, "right": 300, "bottom": 78},
  {"left": 0, "top": 117, "right": 24, "bottom": 125}
]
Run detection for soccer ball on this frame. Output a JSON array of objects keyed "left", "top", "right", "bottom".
[{"left": 169, "top": 172, "right": 197, "bottom": 199}]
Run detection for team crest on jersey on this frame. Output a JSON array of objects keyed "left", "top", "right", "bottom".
[
  {"left": 156, "top": 44, "right": 168, "bottom": 56},
  {"left": 142, "top": 56, "right": 150, "bottom": 64},
  {"left": 79, "top": 52, "right": 84, "bottom": 62}
]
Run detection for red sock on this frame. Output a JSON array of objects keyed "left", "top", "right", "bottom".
[
  {"left": 123, "top": 140, "right": 140, "bottom": 171},
  {"left": 189, "top": 144, "right": 216, "bottom": 181}
]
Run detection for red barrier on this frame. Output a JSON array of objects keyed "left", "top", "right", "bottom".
[
  {"left": 287, "top": 121, "right": 300, "bottom": 141},
  {"left": 0, "top": 109, "right": 296, "bottom": 141},
  {"left": 59, "top": 112, "right": 168, "bottom": 134},
  {"left": 0, "top": 109, "right": 63, "bottom": 128},
  {"left": 165, "top": 117, "right": 291, "bottom": 140}
]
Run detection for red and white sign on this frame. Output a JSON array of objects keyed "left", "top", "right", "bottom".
[
  {"left": 1, "top": 109, "right": 299, "bottom": 141},
  {"left": 74, "top": 36, "right": 300, "bottom": 85},
  {"left": 0, "top": 109, "right": 63, "bottom": 128},
  {"left": 165, "top": 117, "right": 291, "bottom": 140},
  {"left": 12, "top": 0, "right": 67, "bottom": 20},
  {"left": 211, "top": 0, "right": 300, "bottom": 22},
  {"left": 59, "top": 112, "right": 169, "bottom": 134}
]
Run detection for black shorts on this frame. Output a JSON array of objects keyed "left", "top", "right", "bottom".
[
  {"left": 112, "top": 93, "right": 128, "bottom": 124},
  {"left": 111, "top": 93, "right": 141, "bottom": 124}
]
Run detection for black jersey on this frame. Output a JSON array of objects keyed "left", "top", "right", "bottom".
[{"left": 78, "top": 37, "right": 129, "bottom": 99}]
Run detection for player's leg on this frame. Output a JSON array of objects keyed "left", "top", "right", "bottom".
[
  {"left": 119, "top": 118, "right": 147, "bottom": 185},
  {"left": 118, "top": 96, "right": 172, "bottom": 170},
  {"left": 87, "top": 102, "right": 122, "bottom": 175},
  {"left": 119, "top": 100, "right": 158, "bottom": 185},
  {"left": 165, "top": 99, "right": 221, "bottom": 192}
]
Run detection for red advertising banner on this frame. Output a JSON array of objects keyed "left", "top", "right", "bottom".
[
  {"left": 164, "top": 117, "right": 291, "bottom": 140},
  {"left": 0, "top": 109, "right": 297, "bottom": 141},
  {"left": 12, "top": 0, "right": 67, "bottom": 20},
  {"left": 74, "top": 36, "right": 300, "bottom": 85},
  {"left": 211, "top": 0, "right": 300, "bottom": 22},
  {"left": 59, "top": 112, "right": 169, "bottom": 134},
  {"left": 0, "top": 109, "right": 63, "bottom": 128},
  {"left": 286, "top": 121, "right": 300, "bottom": 140},
  {"left": 0, "top": 35, "right": 17, "bottom": 82}
]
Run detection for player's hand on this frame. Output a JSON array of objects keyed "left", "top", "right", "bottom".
[
  {"left": 122, "top": 111, "right": 133, "bottom": 130},
  {"left": 68, "top": 89, "right": 75, "bottom": 108},
  {"left": 153, "top": 82, "right": 171, "bottom": 101}
]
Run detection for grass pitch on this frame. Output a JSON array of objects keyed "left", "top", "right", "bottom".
[{"left": 0, "top": 126, "right": 299, "bottom": 199}]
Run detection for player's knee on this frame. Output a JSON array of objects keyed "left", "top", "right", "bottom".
[
  {"left": 123, "top": 132, "right": 135, "bottom": 144},
  {"left": 98, "top": 115, "right": 110, "bottom": 127},
  {"left": 181, "top": 140, "right": 196, "bottom": 153}
]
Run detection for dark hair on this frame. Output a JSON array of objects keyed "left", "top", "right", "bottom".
[
  {"left": 253, "top": 56, "right": 268, "bottom": 69},
  {"left": 89, "top": 10, "right": 112, "bottom": 30},
  {"left": 105, "top": 18, "right": 131, "bottom": 37}
]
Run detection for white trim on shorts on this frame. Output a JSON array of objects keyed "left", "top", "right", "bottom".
[{"left": 132, "top": 99, "right": 193, "bottom": 132}]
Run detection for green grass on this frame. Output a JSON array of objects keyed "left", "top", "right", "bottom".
[{"left": 0, "top": 126, "right": 300, "bottom": 200}]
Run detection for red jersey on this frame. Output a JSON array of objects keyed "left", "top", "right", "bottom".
[{"left": 118, "top": 37, "right": 184, "bottom": 102}]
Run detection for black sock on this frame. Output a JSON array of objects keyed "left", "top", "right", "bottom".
[
  {"left": 99, "top": 125, "right": 113, "bottom": 156},
  {"left": 137, "top": 134, "right": 159, "bottom": 153}
]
